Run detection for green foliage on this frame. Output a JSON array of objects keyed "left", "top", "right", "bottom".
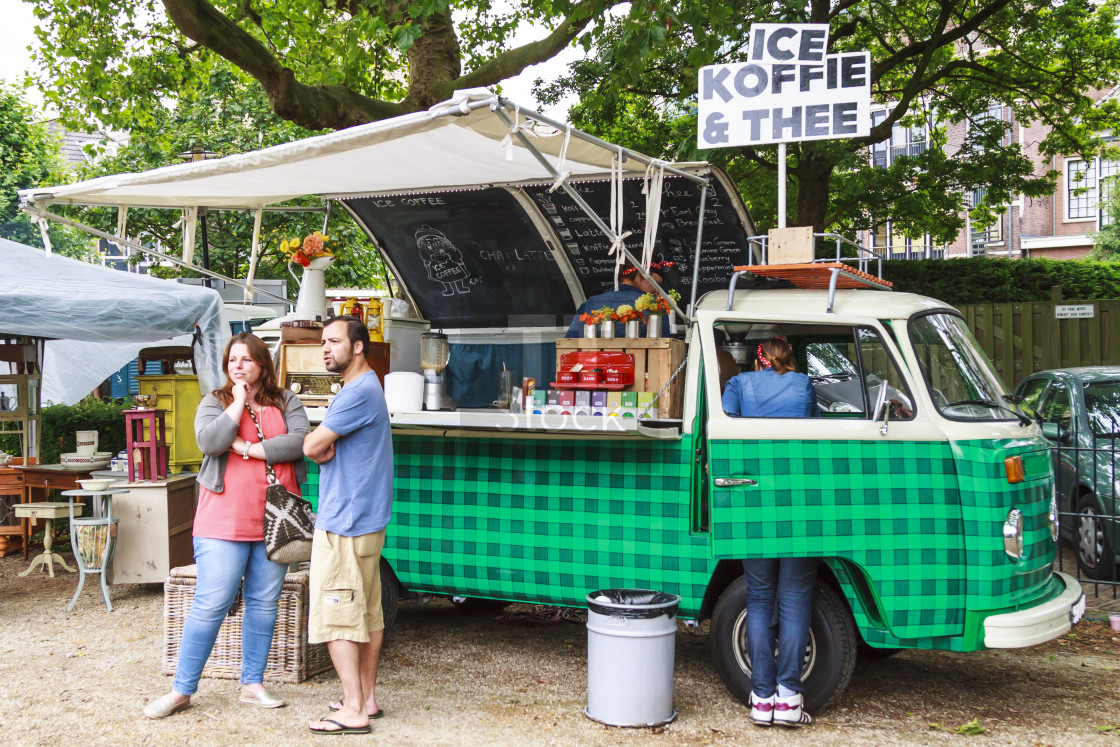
[
  {"left": 928, "top": 718, "right": 985, "bottom": 735},
  {"left": 38, "top": 399, "right": 130, "bottom": 465},
  {"left": 0, "top": 82, "right": 88, "bottom": 255},
  {"left": 54, "top": 67, "right": 388, "bottom": 295},
  {"left": 881, "top": 258, "right": 1120, "bottom": 306},
  {"left": 541, "top": 0, "right": 1120, "bottom": 235}
]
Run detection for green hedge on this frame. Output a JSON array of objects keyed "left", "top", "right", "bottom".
[
  {"left": 880, "top": 257, "right": 1120, "bottom": 306},
  {"left": 0, "top": 398, "right": 131, "bottom": 463}
]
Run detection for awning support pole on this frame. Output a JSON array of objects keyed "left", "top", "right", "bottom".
[
  {"left": 24, "top": 205, "right": 291, "bottom": 306},
  {"left": 245, "top": 207, "right": 263, "bottom": 302},
  {"left": 492, "top": 107, "right": 687, "bottom": 323},
  {"left": 687, "top": 182, "right": 710, "bottom": 320}
]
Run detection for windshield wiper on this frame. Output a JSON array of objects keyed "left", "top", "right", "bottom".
[{"left": 943, "top": 399, "right": 1032, "bottom": 426}]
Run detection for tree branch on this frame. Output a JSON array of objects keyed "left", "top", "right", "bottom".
[
  {"left": 449, "top": 2, "right": 624, "bottom": 95},
  {"left": 161, "top": 0, "right": 405, "bottom": 127}
]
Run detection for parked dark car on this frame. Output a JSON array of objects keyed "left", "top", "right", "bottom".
[{"left": 1015, "top": 367, "right": 1120, "bottom": 580}]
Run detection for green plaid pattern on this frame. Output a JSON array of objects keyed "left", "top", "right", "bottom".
[
  {"left": 708, "top": 439, "right": 967, "bottom": 639},
  {"left": 387, "top": 434, "right": 712, "bottom": 614},
  {"left": 300, "top": 432, "right": 1057, "bottom": 647}
]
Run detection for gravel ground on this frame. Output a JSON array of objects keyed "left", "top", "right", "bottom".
[{"left": 2, "top": 552, "right": 1119, "bottom": 746}]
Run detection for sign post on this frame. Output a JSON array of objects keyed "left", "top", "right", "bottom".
[{"left": 698, "top": 23, "right": 872, "bottom": 235}]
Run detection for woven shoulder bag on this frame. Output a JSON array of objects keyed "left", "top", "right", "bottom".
[{"left": 246, "top": 404, "right": 316, "bottom": 563}]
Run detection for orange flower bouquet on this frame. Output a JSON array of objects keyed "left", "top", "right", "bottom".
[{"left": 280, "top": 231, "right": 333, "bottom": 267}]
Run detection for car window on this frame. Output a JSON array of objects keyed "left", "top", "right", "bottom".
[
  {"left": 1040, "top": 385, "right": 1073, "bottom": 429},
  {"left": 1016, "top": 378, "right": 1050, "bottom": 420},
  {"left": 1084, "top": 381, "right": 1120, "bottom": 436},
  {"left": 857, "top": 328, "right": 915, "bottom": 419}
]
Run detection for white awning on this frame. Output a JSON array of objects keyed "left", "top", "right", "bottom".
[{"left": 20, "top": 91, "right": 690, "bottom": 210}]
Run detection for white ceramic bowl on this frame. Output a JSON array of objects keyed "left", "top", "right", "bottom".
[
  {"left": 78, "top": 478, "right": 113, "bottom": 491},
  {"left": 60, "top": 452, "right": 114, "bottom": 470}
]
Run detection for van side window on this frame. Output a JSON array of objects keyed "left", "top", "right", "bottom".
[{"left": 803, "top": 329, "right": 913, "bottom": 419}]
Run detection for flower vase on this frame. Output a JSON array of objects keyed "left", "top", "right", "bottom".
[
  {"left": 583, "top": 323, "right": 597, "bottom": 339},
  {"left": 625, "top": 319, "right": 641, "bottom": 338},
  {"left": 600, "top": 320, "right": 615, "bottom": 338},
  {"left": 647, "top": 313, "right": 663, "bottom": 338},
  {"left": 292, "top": 255, "right": 335, "bottom": 320}
]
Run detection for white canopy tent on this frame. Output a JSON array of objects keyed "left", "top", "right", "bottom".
[{"left": 0, "top": 239, "right": 228, "bottom": 404}]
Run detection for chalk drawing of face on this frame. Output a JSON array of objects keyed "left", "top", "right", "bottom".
[{"left": 415, "top": 225, "right": 472, "bottom": 296}]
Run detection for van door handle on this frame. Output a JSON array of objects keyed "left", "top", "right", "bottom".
[{"left": 714, "top": 477, "right": 758, "bottom": 487}]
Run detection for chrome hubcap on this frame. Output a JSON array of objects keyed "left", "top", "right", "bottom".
[
  {"left": 731, "top": 608, "right": 817, "bottom": 681},
  {"left": 1078, "top": 507, "right": 1104, "bottom": 568}
]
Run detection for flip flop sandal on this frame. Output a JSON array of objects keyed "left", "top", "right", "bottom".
[
  {"left": 309, "top": 718, "right": 372, "bottom": 736},
  {"left": 329, "top": 700, "right": 384, "bottom": 719}
]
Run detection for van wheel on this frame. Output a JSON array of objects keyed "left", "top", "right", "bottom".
[
  {"left": 380, "top": 559, "right": 399, "bottom": 631},
  {"left": 1075, "top": 495, "right": 1118, "bottom": 581},
  {"left": 709, "top": 576, "right": 857, "bottom": 713}
]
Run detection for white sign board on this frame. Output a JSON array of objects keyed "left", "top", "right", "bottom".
[
  {"left": 1054, "top": 304, "right": 1095, "bottom": 319},
  {"left": 697, "top": 23, "right": 871, "bottom": 149}
]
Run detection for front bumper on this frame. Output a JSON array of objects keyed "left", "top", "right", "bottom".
[{"left": 983, "top": 573, "right": 1085, "bottom": 648}]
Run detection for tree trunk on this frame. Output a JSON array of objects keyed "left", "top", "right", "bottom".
[
  {"left": 404, "top": 10, "right": 462, "bottom": 110},
  {"left": 794, "top": 152, "right": 835, "bottom": 233}
]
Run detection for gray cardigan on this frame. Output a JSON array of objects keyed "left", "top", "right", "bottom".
[{"left": 194, "top": 389, "right": 310, "bottom": 493}]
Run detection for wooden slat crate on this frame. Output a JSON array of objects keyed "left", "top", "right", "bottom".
[
  {"left": 162, "top": 564, "right": 331, "bottom": 684},
  {"left": 555, "top": 339, "right": 687, "bottom": 419}
]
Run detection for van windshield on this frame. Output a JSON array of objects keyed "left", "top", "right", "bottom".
[{"left": 908, "top": 312, "right": 1021, "bottom": 421}]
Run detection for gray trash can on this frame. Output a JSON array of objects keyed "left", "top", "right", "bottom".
[{"left": 585, "top": 588, "right": 681, "bottom": 727}]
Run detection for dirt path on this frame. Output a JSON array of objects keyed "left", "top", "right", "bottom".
[{"left": 1, "top": 554, "right": 1118, "bottom": 746}]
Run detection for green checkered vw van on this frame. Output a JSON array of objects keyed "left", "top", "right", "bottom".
[{"left": 362, "top": 286, "right": 1084, "bottom": 712}]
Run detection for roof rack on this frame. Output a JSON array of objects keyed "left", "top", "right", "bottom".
[{"left": 725, "top": 233, "right": 891, "bottom": 314}]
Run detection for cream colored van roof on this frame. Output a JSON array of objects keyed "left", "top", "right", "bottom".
[{"left": 696, "top": 288, "right": 954, "bottom": 321}]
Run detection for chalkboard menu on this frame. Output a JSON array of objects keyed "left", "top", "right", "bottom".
[
  {"left": 345, "top": 189, "right": 576, "bottom": 329},
  {"left": 522, "top": 174, "right": 753, "bottom": 302}
]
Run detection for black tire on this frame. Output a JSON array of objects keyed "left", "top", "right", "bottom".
[
  {"left": 709, "top": 576, "right": 857, "bottom": 714},
  {"left": 380, "top": 558, "right": 399, "bottom": 631},
  {"left": 1075, "top": 494, "right": 1118, "bottom": 582},
  {"left": 451, "top": 597, "right": 510, "bottom": 616}
]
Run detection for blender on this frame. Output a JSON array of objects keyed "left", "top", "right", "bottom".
[{"left": 421, "top": 332, "right": 455, "bottom": 411}]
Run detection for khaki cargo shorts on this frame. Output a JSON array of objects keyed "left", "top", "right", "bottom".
[{"left": 308, "top": 529, "right": 385, "bottom": 644}]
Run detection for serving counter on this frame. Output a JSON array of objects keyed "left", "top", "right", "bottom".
[{"left": 387, "top": 409, "right": 683, "bottom": 440}]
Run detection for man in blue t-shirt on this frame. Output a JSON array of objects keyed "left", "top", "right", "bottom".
[
  {"left": 304, "top": 316, "right": 393, "bottom": 736},
  {"left": 564, "top": 263, "right": 672, "bottom": 338}
]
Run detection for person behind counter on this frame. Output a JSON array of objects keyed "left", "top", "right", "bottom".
[
  {"left": 721, "top": 338, "right": 819, "bottom": 728},
  {"left": 564, "top": 262, "right": 673, "bottom": 338},
  {"left": 143, "top": 333, "right": 310, "bottom": 719}
]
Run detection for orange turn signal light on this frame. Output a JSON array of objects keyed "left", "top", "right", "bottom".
[{"left": 1004, "top": 455, "right": 1024, "bottom": 484}]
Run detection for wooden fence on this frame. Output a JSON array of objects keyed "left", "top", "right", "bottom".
[{"left": 961, "top": 299, "right": 1120, "bottom": 389}]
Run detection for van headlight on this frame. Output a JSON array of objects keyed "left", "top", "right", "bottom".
[
  {"left": 1048, "top": 492, "right": 1059, "bottom": 543},
  {"left": 1003, "top": 508, "right": 1024, "bottom": 560}
]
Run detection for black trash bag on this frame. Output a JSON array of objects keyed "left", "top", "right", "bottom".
[{"left": 586, "top": 588, "right": 680, "bottom": 619}]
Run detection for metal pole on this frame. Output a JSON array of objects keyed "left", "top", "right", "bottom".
[
  {"left": 23, "top": 206, "right": 291, "bottom": 305},
  {"left": 687, "top": 182, "right": 710, "bottom": 319},
  {"left": 777, "top": 143, "right": 787, "bottom": 229},
  {"left": 198, "top": 207, "right": 211, "bottom": 288}
]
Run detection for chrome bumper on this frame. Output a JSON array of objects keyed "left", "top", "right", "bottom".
[{"left": 984, "top": 572, "right": 1085, "bottom": 649}]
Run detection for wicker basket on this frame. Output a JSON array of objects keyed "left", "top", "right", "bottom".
[{"left": 162, "top": 564, "right": 331, "bottom": 684}]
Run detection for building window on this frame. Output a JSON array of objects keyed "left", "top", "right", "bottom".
[
  {"left": 870, "top": 109, "right": 930, "bottom": 168},
  {"left": 1067, "top": 158, "right": 1097, "bottom": 219},
  {"left": 870, "top": 222, "right": 941, "bottom": 259}
]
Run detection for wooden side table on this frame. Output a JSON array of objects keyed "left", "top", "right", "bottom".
[
  {"left": 14, "top": 502, "right": 81, "bottom": 577},
  {"left": 62, "top": 488, "right": 126, "bottom": 612}
]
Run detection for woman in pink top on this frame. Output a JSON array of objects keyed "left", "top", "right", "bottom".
[{"left": 144, "top": 333, "right": 309, "bottom": 719}]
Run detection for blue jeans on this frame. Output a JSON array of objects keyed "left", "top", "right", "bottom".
[
  {"left": 743, "top": 557, "right": 821, "bottom": 698},
  {"left": 173, "top": 537, "right": 288, "bottom": 695}
]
